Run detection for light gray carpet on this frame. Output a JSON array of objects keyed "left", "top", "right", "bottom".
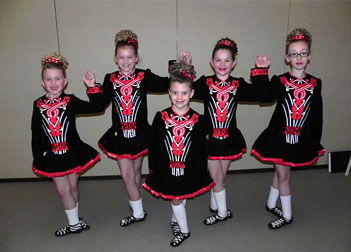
[{"left": 0, "top": 168, "right": 350, "bottom": 252}]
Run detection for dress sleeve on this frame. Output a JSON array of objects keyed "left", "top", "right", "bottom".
[
  {"left": 236, "top": 68, "right": 270, "bottom": 102},
  {"left": 70, "top": 87, "right": 104, "bottom": 115},
  {"left": 309, "top": 79, "right": 323, "bottom": 143},
  {"left": 97, "top": 73, "right": 114, "bottom": 109},
  {"left": 148, "top": 112, "right": 163, "bottom": 174},
  {"left": 192, "top": 75, "right": 207, "bottom": 101},
  {"left": 144, "top": 69, "right": 170, "bottom": 92},
  {"left": 31, "top": 101, "right": 43, "bottom": 159},
  {"left": 253, "top": 72, "right": 280, "bottom": 103}
]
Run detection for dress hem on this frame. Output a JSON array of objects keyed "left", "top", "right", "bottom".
[
  {"left": 98, "top": 143, "right": 148, "bottom": 160},
  {"left": 32, "top": 153, "right": 101, "bottom": 178},
  {"left": 251, "top": 148, "right": 326, "bottom": 167},
  {"left": 208, "top": 148, "right": 247, "bottom": 160},
  {"left": 142, "top": 182, "right": 215, "bottom": 200}
]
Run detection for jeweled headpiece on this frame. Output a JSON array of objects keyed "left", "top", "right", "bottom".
[{"left": 217, "top": 39, "right": 236, "bottom": 47}]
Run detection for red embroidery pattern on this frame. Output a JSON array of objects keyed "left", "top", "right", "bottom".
[
  {"left": 170, "top": 161, "right": 186, "bottom": 168},
  {"left": 110, "top": 72, "right": 145, "bottom": 116},
  {"left": 110, "top": 72, "right": 145, "bottom": 138},
  {"left": 51, "top": 142, "right": 68, "bottom": 153},
  {"left": 280, "top": 77, "right": 317, "bottom": 120},
  {"left": 280, "top": 76, "right": 317, "bottom": 144},
  {"left": 121, "top": 122, "right": 137, "bottom": 130},
  {"left": 213, "top": 128, "right": 229, "bottom": 138},
  {"left": 37, "top": 96, "right": 71, "bottom": 154},
  {"left": 251, "top": 68, "right": 268, "bottom": 76},
  {"left": 87, "top": 86, "right": 103, "bottom": 94},
  {"left": 206, "top": 78, "right": 238, "bottom": 139},
  {"left": 37, "top": 96, "right": 70, "bottom": 137},
  {"left": 161, "top": 111, "right": 199, "bottom": 176},
  {"left": 284, "top": 126, "right": 302, "bottom": 135}
]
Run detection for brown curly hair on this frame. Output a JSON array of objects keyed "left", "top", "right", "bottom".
[
  {"left": 286, "top": 28, "right": 312, "bottom": 54},
  {"left": 169, "top": 63, "right": 196, "bottom": 88},
  {"left": 212, "top": 37, "right": 238, "bottom": 60}
]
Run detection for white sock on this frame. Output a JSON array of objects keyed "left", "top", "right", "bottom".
[
  {"left": 171, "top": 203, "right": 189, "bottom": 234},
  {"left": 210, "top": 189, "right": 218, "bottom": 211},
  {"left": 65, "top": 206, "right": 79, "bottom": 226},
  {"left": 214, "top": 189, "right": 227, "bottom": 218},
  {"left": 130, "top": 198, "right": 144, "bottom": 218},
  {"left": 280, "top": 195, "right": 292, "bottom": 220},
  {"left": 267, "top": 186, "right": 280, "bottom": 209},
  {"left": 171, "top": 199, "right": 187, "bottom": 222}
]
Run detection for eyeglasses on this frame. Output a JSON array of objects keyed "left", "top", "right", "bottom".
[{"left": 288, "top": 52, "right": 310, "bottom": 58}]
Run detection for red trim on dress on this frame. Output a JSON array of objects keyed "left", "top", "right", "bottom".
[
  {"left": 142, "top": 181, "right": 215, "bottom": 200},
  {"left": 251, "top": 68, "right": 268, "bottom": 76},
  {"left": 87, "top": 86, "right": 103, "bottom": 94},
  {"left": 98, "top": 143, "right": 148, "bottom": 160},
  {"left": 208, "top": 148, "right": 247, "bottom": 160},
  {"left": 32, "top": 153, "right": 101, "bottom": 178},
  {"left": 251, "top": 148, "right": 326, "bottom": 167}
]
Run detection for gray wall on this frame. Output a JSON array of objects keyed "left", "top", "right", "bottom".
[{"left": 0, "top": 0, "right": 350, "bottom": 178}]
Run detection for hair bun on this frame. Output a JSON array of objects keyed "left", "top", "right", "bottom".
[
  {"left": 115, "top": 29, "right": 139, "bottom": 49},
  {"left": 169, "top": 63, "right": 196, "bottom": 82}
]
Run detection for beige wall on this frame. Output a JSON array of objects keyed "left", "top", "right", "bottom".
[{"left": 0, "top": 0, "right": 350, "bottom": 178}]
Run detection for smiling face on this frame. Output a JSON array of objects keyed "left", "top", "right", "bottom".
[
  {"left": 210, "top": 49, "right": 236, "bottom": 81},
  {"left": 169, "top": 81, "right": 194, "bottom": 115},
  {"left": 285, "top": 41, "right": 311, "bottom": 73},
  {"left": 41, "top": 68, "right": 67, "bottom": 99},
  {"left": 114, "top": 45, "right": 139, "bottom": 75}
]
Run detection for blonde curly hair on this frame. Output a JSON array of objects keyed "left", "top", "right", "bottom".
[
  {"left": 114, "top": 29, "right": 138, "bottom": 55},
  {"left": 286, "top": 28, "right": 312, "bottom": 54},
  {"left": 41, "top": 52, "right": 69, "bottom": 78}
]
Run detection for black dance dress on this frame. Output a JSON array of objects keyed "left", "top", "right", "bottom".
[
  {"left": 97, "top": 69, "right": 169, "bottom": 160},
  {"left": 31, "top": 88, "right": 102, "bottom": 177},
  {"left": 193, "top": 68, "right": 268, "bottom": 160},
  {"left": 143, "top": 107, "right": 215, "bottom": 200},
  {"left": 251, "top": 72, "right": 325, "bottom": 167}
]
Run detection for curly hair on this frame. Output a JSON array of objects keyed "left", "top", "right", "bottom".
[
  {"left": 286, "top": 28, "right": 312, "bottom": 54},
  {"left": 169, "top": 63, "right": 196, "bottom": 88},
  {"left": 212, "top": 37, "right": 238, "bottom": 60},
  {"left": 114, "top": 29, "right": 138, "bottom": 55},
  {"left": 41, "top": 52, "right": 69, "bottom": 78}
]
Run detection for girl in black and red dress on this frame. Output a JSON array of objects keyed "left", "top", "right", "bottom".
[
  {"left": 31, "top": 53, "right": 102, "bottom": 236},
  {"left": 143, "top": 63, "right": 214, "bottom": 247},
  {"left": 93, "top": 30, "right": 169, "bottom": 226},
  {"left": 184, "top": 39, "right": 270, "bottom": 225},
  {"left": 251, "top": 28, "right": 325, "bottom": 229}
]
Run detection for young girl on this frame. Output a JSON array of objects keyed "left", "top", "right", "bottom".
[
  {"left": 94, "top": 30, "right": 169, "bottom": 226},
  {"left": 186, "top": 38, "right": 270, "bottom": 225},
  {"left": 143, "top": 63, "right": 214, "bottom": 247},
  {"left": 251, "top": 28, "right": 325, "bottom": 229},
  {"left": 31, "top": 53, "right": 102, "bottom": 236}
]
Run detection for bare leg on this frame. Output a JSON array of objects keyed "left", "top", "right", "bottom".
[
  {"left": 271, "top": 168, "right": 279, "bottom": 190},
  {"left": 275, "top": 164, "right": 291, "bottom": 196},
  {"left": 53, "top": 175, "right": 77, "bottom": 210},
  {"left": 208, "top": 160, "right": 224, "bottom": 192},
  {"left": 67, "top": 173, "right": 79, "bottom": 203},
  {"left": 118, "top": 159, "right": 141, "bottom": 201},
  {"left": 220, "top": 159, "right": 232, "bottom": 186},
  {"left": 133, "top": 156, "right": 143, "bottom": 189},
  {"left": 205, "top": 159, "right": 232, "bottom": 222}
]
